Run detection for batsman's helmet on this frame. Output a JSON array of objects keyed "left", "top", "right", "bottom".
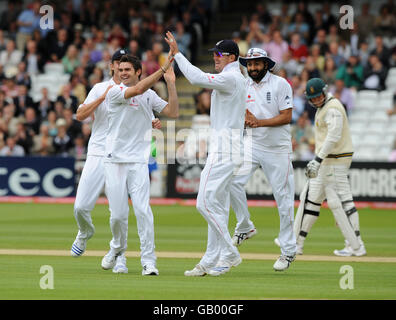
[{"left": 305, "top": 78, "right": 327, "bottom": 99}]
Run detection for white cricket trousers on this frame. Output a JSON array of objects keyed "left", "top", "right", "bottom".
[
  {"left": 196, "top": 152, "right": 241, "bottom": 269},
  {"left": 74, "top": 155, "right": 107, "bottom": 240},
  {"left": 104, "top": 162, "right": 156, "bottom": 267},
  {"left": 230, "top": 149, "right": 297, "bottom": 256}
]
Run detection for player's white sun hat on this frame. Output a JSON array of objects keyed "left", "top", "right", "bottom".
[{"left": 239, "top": 47, "right": 276, "bottom": 69}]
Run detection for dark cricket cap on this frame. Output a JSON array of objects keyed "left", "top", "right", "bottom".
[
  {"left": 208, "top": 39, "right": 239, "bottom": 57},
  {"left": 112, "top": 49, "right": 129, "bottom": 62}
]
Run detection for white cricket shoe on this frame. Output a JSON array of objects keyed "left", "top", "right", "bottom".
[
  {"left": 232, "top": 229, "right": 257, "bottom": 246},
  {"left": 142, "top": 265, "right": 159, "bottom": 276},
  {"left": 184, "top": 264, "right": 207, "bottom": 277},
  {"left": 71, "top": 238, "right": 86, "bottom": 257},
  {"left": 334, "top": 244, "right": 367, "bottom": 257},
  {"left": 101, "top": 250, "right": 120, "bottom": 270},
  {"left": 112, "top": 254, "right": 128, "bottom": 274},
  {"left": 207, "top": 255, "right": 242, "bottom": 276},
  {"left": 273, "top": 254, "right": 296, "bottom": 271}
]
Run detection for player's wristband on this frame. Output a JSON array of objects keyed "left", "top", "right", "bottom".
[
  {"left": 314, "top": 156, "right": 323, "bottom": 163},
  {"left": 160, "top": 66, "right": 166, "bottom": 73}
]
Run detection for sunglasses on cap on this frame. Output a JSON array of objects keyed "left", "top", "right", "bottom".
[{"left": 214, "top": 51, "right": 231, "bottom": 57}]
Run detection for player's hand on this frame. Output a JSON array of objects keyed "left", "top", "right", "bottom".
[
  {"left": 305, "top": 157, "right": 322, "bottom": 178},
  {"left": 165, "top": 31, "right": 179, "bottom": 56},
  {"left": 245, "top": 109, "right": 259, "bottom": 128},
  {"left": 163, "top": 65, "right": 176, "bottom": 83},
  {"left": 101, "top": 85, "right": 113, "bottom": 99},
  {"left": 152, "top": 118, "right": 162, "bottom": 129}
]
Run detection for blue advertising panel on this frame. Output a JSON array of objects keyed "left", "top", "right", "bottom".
[{"left": 0, "top": 156, "right": 75, "bottom": 197}]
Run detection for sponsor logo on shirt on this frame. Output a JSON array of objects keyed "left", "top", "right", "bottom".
[{"left": 246, "top": 94, "right": 255, "bottom": 103}]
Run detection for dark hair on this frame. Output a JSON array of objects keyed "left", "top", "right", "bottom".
[{"left": 119, "top": 54, "right": 142, "bottom": 76}]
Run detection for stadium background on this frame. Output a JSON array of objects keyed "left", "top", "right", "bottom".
[{"left": 0, "top": 0, "right": 395, "bottom": 202}]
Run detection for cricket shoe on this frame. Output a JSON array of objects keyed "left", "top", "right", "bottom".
[
  {"left": 184, "top": 264, "right": 207, "bottom": 277},
  {"left": 207, "top": 255, "right": 242, "bottom": 276},
  {"left": 142, "top": 265, "right": 159, "bottom": 276},
  {"left": 71, "top": 238, "right": 86, "bottom": 257},
  {"left": 273, "top": 254, "right": 296, "bottom": 271},
  {"left": 232, "top": 229, "right": 257, "bottom": 246},
  {"left": 101, "top": 250, "right": 121, "bottom": 270},
  {"left": 274, "top": 238, "right": 303, "bottom": 255},
  {"left": 334, "top": 244, "right": 366, "bottom": 257},
  {"left": 112, "top": 253, "right": 128, "bottom": 274}
]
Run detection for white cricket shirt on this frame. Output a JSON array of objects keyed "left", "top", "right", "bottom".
[
  {"left": 174, "top": 53, "right": 246, "bottom": 154},
  {"left": 78, "top": 78, "right": 115, "bottom": 156},
  {"left": 246, "top": 72, "right": 293, "bottom": 153},
  {"left": 105, "top": 83, "right": 167, "bottom": 163}
]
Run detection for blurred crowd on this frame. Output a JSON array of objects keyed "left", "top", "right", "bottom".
[
  {"left": 0, "top": 0, "right": 396, "bottom": 162},
  {"left": 194, "top": 1, "right": 396, "bottom": 161}
]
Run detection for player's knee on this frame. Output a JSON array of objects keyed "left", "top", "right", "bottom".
[{"left": 327, "top": 197, "right": 341, "bottom": 211}]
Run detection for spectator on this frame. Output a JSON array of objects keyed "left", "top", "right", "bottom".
[
  {"left": 326, "top": 24, "right": 340, "bottom": 44},
  {"left": 70, "top": 134, "right": 87, "bottom": 160},
  {"left": 0, "top": 1, "right": 21, "bottom": 33},
  {"left": 287, "top": 12, "right": 310, "bottom": 44},
  {"left": 47, "top": 110, "right": 58, "bottom": 137},
  {"left": 304, "top": 56, "right": 321, "bottom": 79},
  {"left": 0, "top": 29, "right": 6, "bottom": 52},
  {"left": 71, "top": 23, "right": 86, "bottom": 50},
  {"left": 370, "top": 35, "right": 392, "bottom": 69},
  {"left": 70, "top": 74, "right": 87, "bottom": 105},
  {"left": 231, "top": 31, "right": 249, "bottom": 58},
  {"left": 14, "top": 119, "right": 33, "bottom": 155},
  {"left": 172, "top": 21, "right": 192, "bottom": 59},
  {"left": 313, "top": 29, "right": 329, "bottom": 56},
  {"left": 1, "top": 103, "right": 18, "bottom": 136},
  {"left": 321, "top": 2, "right": 337, "bottom": 32},
  {"left": 291, "top": 113, "right": 314, "bottom": 157},
  {"left": 62, "top": 44, "right": 80, "bottom": 74},
  {"left": 31, "top": 122, "right": 54, "bottom": 156},
  {"left": 280, "top": 50, "right": 301, "bottom": 77},
  {"left": 374, "top": 4, "right": 396, "bottom": 37},
  {"left": 0, "top": 135, "right": 25, "bottom": 156},
  {"left": 338, "top": 39, "right": 352, "bottom": 61},
  {"left": 290, "top": 75, "right": 306, "bottom": 123},
  {"left": 330, "top": 79, "right": 355, "bottom": 113},
  {"left": 128, "top": 39, "right": 143, "bottom": 60},
  {"left": 194, "top": 89, "right": 211, "bottom": 115},
  {"left": 362, "top": 54, "right": 388, "bottom": 91},
  {"left": 53, "top": 118, "right": 73, "bottom": 157},
  {"left": 245, "top": 19, "right": 269, "bottom": 48},
  {"left": 310, "top": 44, "right": 325, "bottom": 72},
  {"left": 48, "top": 29, "right": 69, "bottom": 62},
  {"left": 13, "top": 84, "right": 35, "bottom": 117},
  {"left": 358, "top": 41, "right": 371, "bottom": 68},
  {"left": 300, "top": 137, "right": 316, "bottom": 161},
  {"left": 56, "top": 84, "right": 78, "bottom": 113},
  {"left": 129, "top": 22, "right": 149, "bottom": 52},
  {"left": 289, "top": 33, "right": 309, "bottom": 63},
  {"left": 321, "top": 57, "right": 337, "bottom": 87},
  {"left": 0, "top": 39, "right": 23, "bottom": 77},
  {"left": 336, "top": 55, "right": 364, "bottom": 90},
  {"left": 326, "top": 41, "right": 345, "bottom": 68},
  {"left": 1, "top": 76, "right": 19, "bottom": 99},
  {"left": 24, "top": 107, "right": 40, "bottom": 136},
  {"left": 15, "top": 0, "right": 41, "bottom": 52},
  {"left": 15, "top": 61, "right": 31, "bottom": 89},
  {"left": 356, "top": 2, "right": 376, "bottom": 41},
  {"left": 63, "top": 108, "right": 82, "bottom": 141},
  {"left": 0, "top": 89, "right": 10, "bottom": 112},
  {"left": 181, "top": 11, "right": 199, "bottom": 64},
  {"left": 35, "top": 87, "right": 54, "bottom": 121},
  {"left": 263, "top": 30, "right": 289, "bottom": 64},
  {"left": 22, "top": 39, "right": 41, "bottom": 75}
]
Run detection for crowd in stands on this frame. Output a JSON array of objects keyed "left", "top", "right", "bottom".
[
  {"left": 0, "top": 0, "right": 396, "bottom": 162},
  {"left": 0, "top": 0, "right": 212, "bottom": 159}
]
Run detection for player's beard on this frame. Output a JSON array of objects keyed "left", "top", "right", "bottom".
[{"left": 248, "top": 68, "right": 267, "bottom": 82}]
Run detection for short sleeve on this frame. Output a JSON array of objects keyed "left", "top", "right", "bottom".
[
  {"left": 149, "top": 90, "right": 168, "bottom": 113},
  {"left": 106, "top": 85, "right": 128, "bottom": 107},
  {"left": 78, "top": 84, "right": 100, "bottom": 109},
  {"left": 277, "top": 79, "right": 293, "bottom": 111}
]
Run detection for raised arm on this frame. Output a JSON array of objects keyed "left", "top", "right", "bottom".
[
  {"left": 123, "top": 53, "right": 174, "bottom": 99},
  {"left": 160, "top": 66, "right": 179, "bottom": 118}
]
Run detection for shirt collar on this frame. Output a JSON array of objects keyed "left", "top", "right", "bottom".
[{"left": 222, "top": 61, "right": 240, "bottom": 73}]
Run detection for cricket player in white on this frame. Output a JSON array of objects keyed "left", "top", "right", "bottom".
[
  {"left": 294, "top": 78, "right": 366, "bottom": 257},
  {"left": 101, "top": 53, "right": 179, "bottom": 276},
  {"left": 71, "top": 49, "right": 162, "bottom": 274},
  {"left": 166, "top": 32, "right": 246, "bottom": 277},
  {"left": 229, "top": 48, "right": 297, "bottom": 271}
]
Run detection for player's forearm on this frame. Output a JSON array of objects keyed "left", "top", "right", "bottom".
[
  {"left": 76, "top": 97, "right": 105, "bottom": 121},
  {"left": 165, "top": 82, "right": 179, "bottom": 118},
  {"left": 256, "top": 111, "right": 292, "bottom": 127}
]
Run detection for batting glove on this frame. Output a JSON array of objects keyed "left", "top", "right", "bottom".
[{"left": 305, "top": 156, "right": 323, "bottom": 178}]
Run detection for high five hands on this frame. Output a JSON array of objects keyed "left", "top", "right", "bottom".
[{"left": 165, "top": 31, "right": 179, "bottom": 56}]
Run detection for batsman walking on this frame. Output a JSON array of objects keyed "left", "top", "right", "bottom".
[
  {"left": 292, "top": 78, "right": 366, "bottom": 256},
  {"left": 166, "top": 32, "right": 247, "bottom": 276}
]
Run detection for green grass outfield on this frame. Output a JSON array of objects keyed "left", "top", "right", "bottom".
[{"left": 0, "top": 203, "right": 395, "bottom": 300}]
